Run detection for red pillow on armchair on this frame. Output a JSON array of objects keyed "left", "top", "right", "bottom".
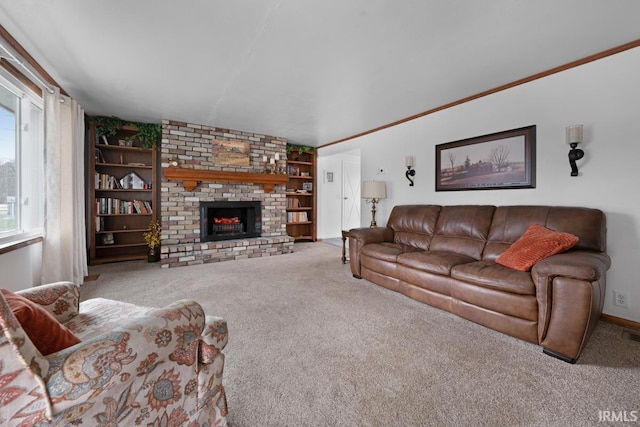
[
  {"left": 496, "top": 223, "right": 579, "bottom": 272},
  {"left": 1, "top": 289, "right": 81, "bottom": 355}
]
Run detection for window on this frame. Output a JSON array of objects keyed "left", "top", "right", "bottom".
[{"left": 0, "top": 73, "right": 44, "bottom": 243}]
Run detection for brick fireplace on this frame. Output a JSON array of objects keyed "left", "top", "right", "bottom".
[{"left": 160, "top": 119, "right": 294, "bottom": 268}]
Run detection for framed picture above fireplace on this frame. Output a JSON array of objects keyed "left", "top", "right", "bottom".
[{"left": 210, "top": 139, "right": 250, "bottom": 166}]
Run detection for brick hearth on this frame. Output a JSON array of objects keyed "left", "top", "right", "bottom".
[{"left": 160, "top": 119, "right": 294, "bottom": 268}]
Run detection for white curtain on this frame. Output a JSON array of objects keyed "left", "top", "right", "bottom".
[{"left": 42, "top": 87, "right": 88, "bottom": 284}]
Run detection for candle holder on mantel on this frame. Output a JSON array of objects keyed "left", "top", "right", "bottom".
[{"left": 262, "top": 154, "right": 283, "bottom": 174}]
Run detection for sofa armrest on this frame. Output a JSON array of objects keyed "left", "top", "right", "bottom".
[
  {"left": 0, "top": 292, "right": 53, "bottom": 422},
  {"left": 196, "top": 316, "right": 229, "bottom": 418},
  {"left": 42, "top": 299, "right": 207, "bottom": 415},
  {"left": 348, "top": 227, "right": 394, "bottom": 277},
  {"left": 348, "top": 226, "right": 393, "bottom": 245},
  {"left": 17, "top": 281, "right": 80, "bottom": 323},
  {"left": 199, "top": 315, "right": 229, "bottom": 364},
  {"left": 531, "top": 251, "right": 611, "bottom": 362},
  {"left": 532, "top": 251, "right": 611, "bottom": 282}
]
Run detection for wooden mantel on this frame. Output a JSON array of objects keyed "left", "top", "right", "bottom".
[{"left": 163, "top": 167, "right": 289, "bottom": 192}]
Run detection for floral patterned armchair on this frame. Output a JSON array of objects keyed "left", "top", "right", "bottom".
[{"left": 0, "top": 281, "right": 228, "bottom": 426}]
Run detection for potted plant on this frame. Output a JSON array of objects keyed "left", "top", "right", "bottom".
[
  {"left": 143, "top": 220, "right": 161, "bottom": 262},
  {"left": 92, "top": 116, "right": 161, "bottom": 150},
  {"left": 286, "top": 144, "right": 316, "bottom": 161}
]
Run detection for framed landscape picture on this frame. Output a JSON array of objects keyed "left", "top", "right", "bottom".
[
  {"left": 435, "top": 125, "right": 536, "bottom": 191},
  {"left": 210, "top": 139, "right": 250, "bottom": 166}
]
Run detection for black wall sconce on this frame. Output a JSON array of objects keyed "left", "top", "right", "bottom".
[
  {"left": 405, "top": 155, "right": 415, "bottom": 186},
  {"left": 566, "top": 125, "right": 584, "bottom": 176}
]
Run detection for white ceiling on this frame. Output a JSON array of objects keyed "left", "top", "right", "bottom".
[{"left": 1, "top": 1, "right": 640, "bottom": 146}]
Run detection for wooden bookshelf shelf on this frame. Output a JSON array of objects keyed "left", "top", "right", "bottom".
[
  {"left": 285, "top": 146, "right": 316, "bottom": 242},
  {"left": 88, "top": 122, "right": 158, "bottom": 265}
]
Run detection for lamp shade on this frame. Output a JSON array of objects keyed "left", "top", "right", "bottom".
[
  {"left": 566, "top": 125, "right": 583, "bottom": 144},
  {"left": 362, "top": 181, "right": 386, "bottom": 199}
]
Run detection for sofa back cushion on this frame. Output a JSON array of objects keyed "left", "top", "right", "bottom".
[
  {"left": 429, "top": 205, "right": 496, "bottom": 260},
  {"left": 483, "top": 206, "right": 607, "bottom": 260},
  {"left": 388, "top": 205, "right": 441, "bottom": 250}
]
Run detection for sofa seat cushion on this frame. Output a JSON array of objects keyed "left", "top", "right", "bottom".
[
  {"left": 361, "top": 242, "right": 419, "bottom": 263},
  {"left": 451, "top": 261, "right": 535, "bottom": 295},
  {"left": 397, "top": 251, "right": 477, "bottom": 276}
]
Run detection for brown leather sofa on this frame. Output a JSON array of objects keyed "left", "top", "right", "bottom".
[{"left": 349, "top": 205, "right": 610, "bottom": 363}]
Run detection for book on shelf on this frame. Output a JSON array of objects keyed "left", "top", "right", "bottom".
[
  {"left": 95, "top": 173, "right": 123, "bottom": 190},
  {"left": 96, "top": 134, "right": 110, "bottom": 145},
  {"left": 95, "top": 216, "right": 105, "bottom": 232},
  {"left": 287, "top": 197, "right": 301, "bottom": 208},
  {"left": 94, "top": 148, "right": 105, "bottom": 163},
  {"left": 132, "top": 199, "right": 153, "bottom": 214},
  {"left": 287, "top": 211, "right": 309, "bottom": 223}
]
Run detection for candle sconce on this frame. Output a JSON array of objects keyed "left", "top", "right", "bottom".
[
  {"left": 566, "top": 125, "right": 584, "bottom": 176},
  {"left": 405, "top": 155, "right": 416, "bottom": 186}
]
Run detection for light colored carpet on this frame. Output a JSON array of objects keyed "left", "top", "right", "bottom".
[
  {"left": 83, "top": 243, "right": 640, "bottom": 427},
  {"left": 323, "top": 237, "right": 345, "bottom": 248}
]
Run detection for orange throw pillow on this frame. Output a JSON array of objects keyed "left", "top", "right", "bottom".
[
  {"left": 1, "top": 289, "right": 81, "bottom": 355},
  {"left": 496, "top": 224, "right": 579, "bottom": 272}
]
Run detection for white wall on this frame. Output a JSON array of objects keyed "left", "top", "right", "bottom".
[
  {"left": 318, "top": 47, "right": 640, "bottom": 322},
  {"left": 0, "top": 241, "right": 42, "bottom": 291}
]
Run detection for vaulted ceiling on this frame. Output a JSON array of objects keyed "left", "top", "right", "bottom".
[{"left": 1, "top": 1, "right": 639, "bottom": 146}]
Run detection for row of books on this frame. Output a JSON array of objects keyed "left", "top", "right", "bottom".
[
  {"left": 95, "top": 173, "right": 123, "bottom": 190},
  {"left": 96, "top": 197, "right": 152, "bottom": 215},
  {"left": 287, "top": 212, "right": 309, "bottom": 223},
  {"left": 287, "top": 198, "right": 303, "bottom": 208}
]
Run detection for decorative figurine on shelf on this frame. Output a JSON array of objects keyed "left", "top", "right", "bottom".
[{"left": 143, "top": 220, "right": 161, "bottom": 262}]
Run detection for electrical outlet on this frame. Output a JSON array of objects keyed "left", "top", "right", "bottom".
[{"left": 613, "top": 291, "right": 630, "bottom": 309}]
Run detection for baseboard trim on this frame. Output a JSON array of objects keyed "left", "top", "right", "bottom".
[{"left": 601, "top": 314, "right": 640, "bottom": 331}]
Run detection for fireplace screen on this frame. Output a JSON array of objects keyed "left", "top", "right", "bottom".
[
  {"left": 211, "top": 217, "right": 243, "bottom": 234},
  {"left": 200, "top": 201, "right": 261, "bottom": 242}
]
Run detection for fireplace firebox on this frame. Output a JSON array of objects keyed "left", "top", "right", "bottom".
[{"left": 200, "top": 201, "right": 262, "bottom": 242}]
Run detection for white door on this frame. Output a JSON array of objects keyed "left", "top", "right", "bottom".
[{"left": 342, "top": 160, "right": 360, "bottom": 230}]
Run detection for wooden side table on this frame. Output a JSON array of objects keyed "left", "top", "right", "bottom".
[{"left": 341, "top": 230, "right": 349, "bottom": 264}]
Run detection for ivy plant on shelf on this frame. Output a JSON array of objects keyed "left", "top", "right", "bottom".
[
  {"left": 286, "top": 144, "right": 316, "bottom": 159},
  {"left": 91, "top": 116, "right": 162, "bottom": 150}
]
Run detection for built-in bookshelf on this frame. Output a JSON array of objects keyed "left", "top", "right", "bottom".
[
  {"left": 88, "top": 122, "right": 158, "bottom": 264},
  {"left": 285, "top": 146, "right": 316, "bottom": 241}
]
